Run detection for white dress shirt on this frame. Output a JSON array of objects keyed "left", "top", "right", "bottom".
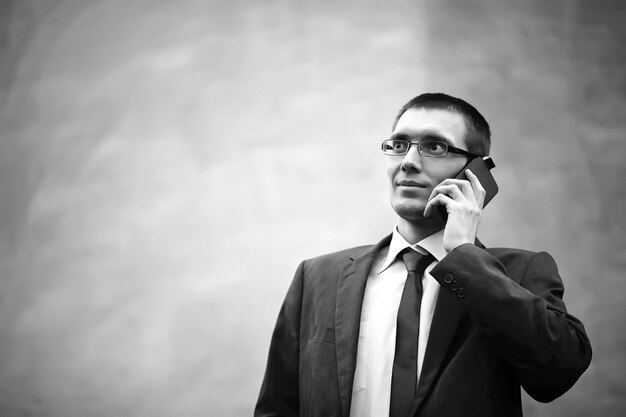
[{"left": 349, "top": 228, "right": 447, "bottom": 417}]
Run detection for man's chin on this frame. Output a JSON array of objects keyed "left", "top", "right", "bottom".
[{"left": 391, "top": 202, "right": 427, "bottom": 221}]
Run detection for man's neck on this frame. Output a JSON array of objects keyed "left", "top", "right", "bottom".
[{"left": 397, "top": 216, "right": 445, "bottom": 245}]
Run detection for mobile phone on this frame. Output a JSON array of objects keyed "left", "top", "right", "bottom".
[{"left": 436, "top": 156, "right": 499, "bottom": 220}]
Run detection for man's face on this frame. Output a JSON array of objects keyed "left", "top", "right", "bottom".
[{"left": 386, "top": 107, "right": 471, "bottom": 221}]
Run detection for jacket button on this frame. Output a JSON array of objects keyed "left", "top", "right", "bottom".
[
  {"left": 457, "top": 287, "right": 466, "bottom": 298},
  {"left": 444, "top": 273, "right": 453, "bottom": 284},
  {"left": 450, "top": 279, "right": 459, "bottom": 290}
]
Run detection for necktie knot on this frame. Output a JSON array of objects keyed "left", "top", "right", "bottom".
[{"left": 401, "top": 248, "right": 433, "bottom": 274}]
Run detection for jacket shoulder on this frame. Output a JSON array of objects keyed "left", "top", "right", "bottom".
[
  {"left": 487, "top": 246, "right": 538, "bottom": 259},
  {"left": 486, "top": 246, "right": 553, "bottom": 261},
  {"left": 304, "top": 244, "right": 375, "bottom": 266},
  {"left": 485, "top": 246, "right": 558, "bottom": 275}
]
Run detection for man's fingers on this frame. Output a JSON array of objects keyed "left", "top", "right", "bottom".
[
  {"left": 428, "top": 183, "right": 466, "bottom": 203},
  {"left": 464, "top": 169, "right": 486, "bottom": 207},
  {"left": 436, "top": 172, "right": 486, "bottom": 206},
  {"left": 431, "top": 178, "right": 472, "bottom": 200},
  {"left": 424, "top": 193, "right": 453, "bottom": 217},
  {"left": 434, "top": 184, "right": 465, "bottom": 200},
  {"left": 426, "top": 170, "right": 488, "bottom": 217}
]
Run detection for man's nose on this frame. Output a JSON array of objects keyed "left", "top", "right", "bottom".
[{"left": 400, "top": 145, "right": 424, "bottom": 172}]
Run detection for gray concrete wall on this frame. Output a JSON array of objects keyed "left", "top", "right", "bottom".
[{"left": 0, "top": 0, "right": 624, "bottom": 416}]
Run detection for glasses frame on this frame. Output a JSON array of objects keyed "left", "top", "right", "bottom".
[{"left": 380, "top": 138, "right": 480, "bottom": 159}]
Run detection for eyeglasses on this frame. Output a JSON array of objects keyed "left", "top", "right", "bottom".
[{"left": 380, "top": 138, "right": 479, "bottom": 158}]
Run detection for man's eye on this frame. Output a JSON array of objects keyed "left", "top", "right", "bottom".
[
  {"left": 425, "top": 141, "right": 446, "bottom": 152},
  {"left": 419, "top": 141, "right": 448, "bottom": 156},
  {"left": 392, "top": 141, "right": 407, "bottom": 151}
]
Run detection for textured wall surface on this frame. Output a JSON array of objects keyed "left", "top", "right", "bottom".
[{"left": 0, "top": 0, "right": 625, "bottom": 416}]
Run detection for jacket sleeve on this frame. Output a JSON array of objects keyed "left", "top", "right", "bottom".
[
  {"left": 254, "top": 262, "right": 304, "bottom": 417},
  {"left": 430, "top": 244, "right": 592, "bottom": 402}
]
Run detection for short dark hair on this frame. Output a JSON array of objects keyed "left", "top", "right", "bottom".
[{"left": 392, "top": 93, "right": 491, "bottom": 156}]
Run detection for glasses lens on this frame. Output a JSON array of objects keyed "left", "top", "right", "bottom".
[
  {"left": 382, "top": 139, "right": 409, "bottom": 155},
  {"left": 419, "top": 140, "right": 448, "bottom": 157}
]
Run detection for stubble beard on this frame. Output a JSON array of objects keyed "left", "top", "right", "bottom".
[
  {"left": 392, "top": 200, "right": 426, "bottom": 222},
  {"left": 392, "top": 198, "right": 445, "bottom": 231}
]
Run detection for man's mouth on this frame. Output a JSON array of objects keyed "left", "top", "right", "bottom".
[{"left": 397, "top": 179, "right": 429, "bottom": 188}]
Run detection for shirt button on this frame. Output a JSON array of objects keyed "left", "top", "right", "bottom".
[{"left": 444, "top": 273, "right": 453, "bottom": 284}]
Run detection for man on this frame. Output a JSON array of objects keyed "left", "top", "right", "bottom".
[{"left": 255, "top": 93, "right": 592, "bottom": 417}]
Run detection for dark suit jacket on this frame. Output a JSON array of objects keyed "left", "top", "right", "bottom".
[{"left": 255, "top": 235, "right": 592, "bottom": 417}]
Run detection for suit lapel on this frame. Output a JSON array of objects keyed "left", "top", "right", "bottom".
[{"left": 335, "top": 234, "right": 391, "bottom": 417}]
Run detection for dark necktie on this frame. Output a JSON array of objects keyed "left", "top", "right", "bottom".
[{"left": 389, "top": 248, "right": 434, "bottom": 417}]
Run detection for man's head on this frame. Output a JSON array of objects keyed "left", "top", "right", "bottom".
[
  {"left": 392, "top": 93, "right": 491, "bottom": 156},
  {"left": 384, "top": 93, "right": 491, "bottom": 224}
]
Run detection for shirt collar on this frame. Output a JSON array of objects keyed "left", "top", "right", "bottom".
[{"left": 378, "top": 227, "right": 447, "bottom": 274}]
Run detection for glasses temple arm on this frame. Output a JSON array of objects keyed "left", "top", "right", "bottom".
[{"left": 448, "top": 146, "right": 482, "bottom": 159}]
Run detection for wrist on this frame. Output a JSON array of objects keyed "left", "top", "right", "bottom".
[{"left": 444, "top": 238, "right": 475, "bottom": 254}]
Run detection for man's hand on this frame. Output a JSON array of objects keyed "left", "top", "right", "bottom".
[{"left": 423, "top": 169, "right": 486, "bottom": 253}]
